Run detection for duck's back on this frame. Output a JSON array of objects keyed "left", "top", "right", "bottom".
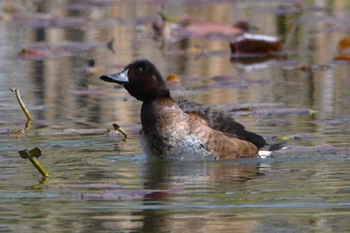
[{"left": 177, "top": 100, "right": 266, "bottom": 149}]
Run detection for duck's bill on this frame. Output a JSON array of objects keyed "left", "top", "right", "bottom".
[{"left": 100, "top": 69, "right": 129, "bottom": 85}]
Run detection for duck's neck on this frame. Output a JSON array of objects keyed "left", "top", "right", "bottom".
[{"left": 140, "top": 97, "right": 180, "bottom": 133}]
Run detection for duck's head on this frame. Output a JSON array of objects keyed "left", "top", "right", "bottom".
[{"left": 100, "top": 59, "right": 170, "bottom": 101}]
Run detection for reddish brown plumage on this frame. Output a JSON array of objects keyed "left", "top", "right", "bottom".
[
  {"left": 140, "top": 97, "right": 258, "bottom": 159},
  {"left": 181, "top": 111, "right": 258, "bottom": 159}
]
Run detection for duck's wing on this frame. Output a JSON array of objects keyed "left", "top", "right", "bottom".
[{"left": 177, "top": 99, "right": 267, "bottom": 149}]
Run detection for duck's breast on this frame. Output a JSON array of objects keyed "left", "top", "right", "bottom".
[{"left": 140, "top": 98, "right": 212, "bottom": 160}]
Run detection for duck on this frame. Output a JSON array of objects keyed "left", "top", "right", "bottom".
[
  {"left": 230, "top": 33, "right": 282, "bottom": 55},
  {"left": 100, "top": 59, "right": 271, "bottom": 160},
  {"left": 230, "top": 21, "right": 282, "bottom": 55}
]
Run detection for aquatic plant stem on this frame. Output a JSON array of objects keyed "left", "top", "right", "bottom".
[
  {"left": 29, "top": 158, "right": 49, "bottom": 177},
  {"left": 10, "top": 88, "right": 32, "bottom": 130},
  {"left": 113, "top": 123, "right": 128, "bottom": 140}
]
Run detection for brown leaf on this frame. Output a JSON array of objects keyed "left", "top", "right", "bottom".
[{"left": 334, "top": 36, "right": 350, "bottom": 60}]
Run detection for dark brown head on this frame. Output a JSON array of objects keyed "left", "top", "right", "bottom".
[
  {"left": 100, "top": 59, "right": 170, "bottom": 101},
  {"left": 234, "top": 21, "right": 250, "bottom": 32}
]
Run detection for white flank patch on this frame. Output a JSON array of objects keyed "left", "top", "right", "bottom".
[
  {"left": 258, "top": 150, "right": 273, "bottom": 159},
  {"left": 233, "top": 33, "right": 279, "bottom": 43}
]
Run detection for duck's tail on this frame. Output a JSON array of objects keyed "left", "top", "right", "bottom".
[{"left": 258, "top": 141, "right": 286, "bottom": 158}]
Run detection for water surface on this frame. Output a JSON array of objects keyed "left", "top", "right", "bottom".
[{"left": 1, "top": 1, "right": 350, "bottom": 232}]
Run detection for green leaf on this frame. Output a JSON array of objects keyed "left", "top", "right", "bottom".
[
  {"left": 29, "top": 147, "right": 42, "bottom": 158},
  {"left": 18, "top": 147, "right": 42, "bottom": 159},
  {"left": 18, "top": 149, "right": 30, "bottom": 159}
]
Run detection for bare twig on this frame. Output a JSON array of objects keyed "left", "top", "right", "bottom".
[{"left": 10, "top": 88, "right": 32, "bottom": 130}]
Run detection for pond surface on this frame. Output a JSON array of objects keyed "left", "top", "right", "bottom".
[{"left": 1, "top": 0, "right": 350, "bottom": 232}]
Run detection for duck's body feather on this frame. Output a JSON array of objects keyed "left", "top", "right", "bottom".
[
  {"left": 177, "top": 99, "right": 267, "bottom": 149},
  {"left": 139, "top": 98, "right": 260, "bottom": 160}
]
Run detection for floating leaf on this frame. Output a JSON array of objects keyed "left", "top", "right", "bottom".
[
  {"left": 166, "top": 73, "right": 182, "bottom": 85},
  {"left": 273, "top": 134, "right": 304, "bottom": 141},
  {"left": 308, "top": 109, "right": 319, "bottom": 114},
  {"left": 334, "top": 54, "right": 350, "bottom": 60},
  {"left": 337, "top": 36, "right": 350, "bottom": 51},
  {"left": 334, "top": 36, "right": 350, "bottom": 60}
]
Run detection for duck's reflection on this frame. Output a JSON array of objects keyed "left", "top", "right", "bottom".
[
  {"left": 136, "top": 159, "right": 263, "bottom": 232},
  {"left": 231, "top": 56, "right": 280, "bottom": 72}
]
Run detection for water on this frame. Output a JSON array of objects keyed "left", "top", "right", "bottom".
[{"left": 1, "top": 0, "right": 350, "bottom": 232}]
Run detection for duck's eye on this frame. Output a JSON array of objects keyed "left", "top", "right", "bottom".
[{"left": 137, "top": 67, "right": 143, "bottom": 74}]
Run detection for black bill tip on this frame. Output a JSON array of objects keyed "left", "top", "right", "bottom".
[{"left": 100, "top": 75, "right": 115, "bottom": 83}]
